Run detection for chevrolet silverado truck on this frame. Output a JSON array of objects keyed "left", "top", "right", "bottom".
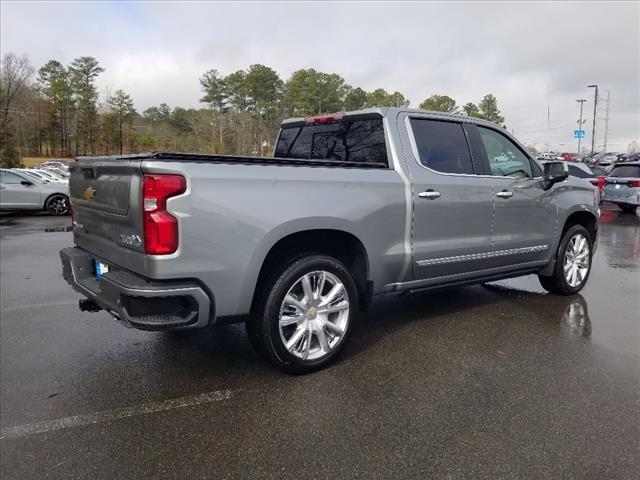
[{"left": 60, "top": 108, "right": 599, "bottom": 373}]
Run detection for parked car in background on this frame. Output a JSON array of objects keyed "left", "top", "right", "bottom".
[
  {"left": 601, "top": 162, "right": 640, "bottom": 213},
  {"left": 60, "top": 108, "right": 599, "bottom": 373},
  {"left": 560, "top": 152, "right": 578, "bottom": 162},
  {"left": 626, "top": 152, "right": 640, "bottom": 163},
  {"left": 35, "top": 168, "right": 69, "bottom": 182},
  {"left": 541, "top": 160, "right": 605, "bottom": 199},
  {"left": 598, "top": 153, "right": 620, "bottom": 167},
  {"left": 0, "top": 168, "right": 70, "bottom": 215},
  {"left": 41, "top": 160, "right": 71, "bottom": 171},
  {"left": 16, "top": 168, "right": 68, "bottom": 184},
  {"left": 41, "top": 166, "right": 70, "bottom": 178}
]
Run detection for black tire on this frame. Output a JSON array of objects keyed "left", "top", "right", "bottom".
[
  {"left": 246, "top": 253, "right": 358, "bottom": 374},
  {"left": 538, "top": 224, "right": 593, "bottom": 295},
  {"left": 45, "top": 194, "right": 70, "bottom": 216},
  {"left": 619, "top": 204, "right": 636, "bottom": 213}
]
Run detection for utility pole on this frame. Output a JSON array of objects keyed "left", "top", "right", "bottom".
[
  {"left": 546, "top": 106, "right": 550, "bottom": 153},
  {"left": 576, "top": 99, "right": 587, "bottom": 156},
  {"left": 601, "top": 90, "right": 611, "bottom": 152},
  {"left": 587, "top": 84, "right": 598, "bottom": 154}
]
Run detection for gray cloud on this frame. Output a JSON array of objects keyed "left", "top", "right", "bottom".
[{"left": 2, "top": 0, "right": 638, "bottom": 150}]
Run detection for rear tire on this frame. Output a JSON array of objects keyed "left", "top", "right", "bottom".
[
  {"left": 619, "top": 204, "right": 636, "bottom": 213},
  {"left": 45, "top": 194, "right": 70, "bottom": 216},
  {"left": 246, "top": 254, "right": 358, "bottom": 374},
  {"left": 538, "top": 224, "right": 592, "bottom": 295}
]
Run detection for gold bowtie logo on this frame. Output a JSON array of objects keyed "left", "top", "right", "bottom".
[{"left": 84, "top": 187, "right": 96, "bottom": 201}]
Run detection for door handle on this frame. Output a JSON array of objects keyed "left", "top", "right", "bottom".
[
  {"left": 418, "top": 189, "right": 441, "bottom": 200},
  {"left": 496, "top": 190, "right": 513, "bottom": 199}
]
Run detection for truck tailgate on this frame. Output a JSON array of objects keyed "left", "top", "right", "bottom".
[{"left": 70, "top": 158, "right": 147, "bottom": 274}]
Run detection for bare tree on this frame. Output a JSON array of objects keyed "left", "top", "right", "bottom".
[{"left": 0, "top": 53, "right": 34, "bottom": 165}]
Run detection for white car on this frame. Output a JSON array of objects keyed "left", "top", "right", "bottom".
[
  {"left": 0, "top": 168, "right": 70, "bottom": 215},
  {"left": 16, "top": 168, "right": 68, "bottom": 184},
  {"left": 41, "top": 166, "right": 70, "bottom": 178}
]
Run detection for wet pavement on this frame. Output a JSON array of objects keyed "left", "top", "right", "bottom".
[{"left": 1, "top": 207, "right": 638, "bottom": 479}]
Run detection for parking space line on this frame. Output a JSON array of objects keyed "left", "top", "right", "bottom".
[
  {"left": 0, "top": 390, "right": 233, "bottom": 440},
  {"left": 2, "top": 300, "right": 78, "bottom": 312}
]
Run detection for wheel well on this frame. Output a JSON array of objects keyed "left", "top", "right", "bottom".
[
  {"left": 562, "top": 211, "right": 597, "bottom": 242},
  {"left": 252, "top": 230, "right": 370, "bottom": 312}
]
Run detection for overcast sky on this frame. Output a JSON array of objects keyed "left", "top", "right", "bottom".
[{"left": 2, "top": 0, "right": 638, "bottom": 151}]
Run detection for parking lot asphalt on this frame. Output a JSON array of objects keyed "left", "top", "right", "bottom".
[{"left": 1, "top": 207, "right": 638, "bottom": 479}]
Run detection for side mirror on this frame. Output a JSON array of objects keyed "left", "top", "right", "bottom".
[
  {"left": 20, "top": 180, "right": 33, "bottom": 186},
  {"left": 543, "top": 161, "right": 568, "bottom": 189}
]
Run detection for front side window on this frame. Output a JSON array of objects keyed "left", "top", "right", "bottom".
[
  {"left": 478, "top": 127, "right": 532, "bottom": 178},
  {"left": 409, "top": 119, "right": 474, "bottom": 174},
  {"left": 0, "top": 171, "right": 25, "bottom": 185}
]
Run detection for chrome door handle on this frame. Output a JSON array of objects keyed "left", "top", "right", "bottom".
[
  {"left": 418, "top": 190, "right": 441, "bottom": 200},
  {"left": 496, "top": 190, "right": 513, "bottom": 198}
]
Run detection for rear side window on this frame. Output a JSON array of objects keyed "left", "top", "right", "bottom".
[
  {"left": 609, "top": 165, "right": 640, "bottom": 177},
  {"left": 409, "top": 119, "right": 474, "bottom": 174},
  {"left": 274, "top": 119, "right": 388, "bottom": 166}
]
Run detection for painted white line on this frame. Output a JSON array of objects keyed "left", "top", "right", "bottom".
[
  {"left": 2, "top": 300, "right": 78, "bottom": 312},
  {"left": 0, "top": 390, "right": 232, "bottom": 440}
]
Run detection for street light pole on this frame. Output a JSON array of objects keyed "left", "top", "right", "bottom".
[
  {"left": 587, "top": 84, "right": 598, "bottom": 154},
  {"left": 576, "top": 99, "right": 586, "bottom": 156}
]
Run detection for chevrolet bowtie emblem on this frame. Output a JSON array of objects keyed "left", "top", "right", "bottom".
[{"left": 84, "top": 187, "right": 96, "bottom": 201}]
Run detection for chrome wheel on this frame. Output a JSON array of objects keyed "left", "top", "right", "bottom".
[
  {"left": 563, "top": 233, "right": 590, "bottom": 288},
  {"left": 278, "top": 270, "right": 350, "bottom": 361}
]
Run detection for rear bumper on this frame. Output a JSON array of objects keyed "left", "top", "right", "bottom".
[
  {"left": 60, "top": 247, "right": 213, "bottom": 330},
  {"left": 602, "top": 189, "right": 640, "bottom": 206}
]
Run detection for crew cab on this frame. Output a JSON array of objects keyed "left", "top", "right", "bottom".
[{"left": 60, "top": 108, "right": 599, "bottom": 373}]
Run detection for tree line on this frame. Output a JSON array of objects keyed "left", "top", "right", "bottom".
[{"left": 0, "top": 53, "right": 506, "bottom": 166}]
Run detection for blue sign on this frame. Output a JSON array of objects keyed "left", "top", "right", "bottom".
[{"left": 574, "top": 130, "right": 585, "bottom": 139}]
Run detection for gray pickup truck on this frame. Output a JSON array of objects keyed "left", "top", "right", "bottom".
[{"left": 60, "top": 108, "right": 599, "bottom": 373}]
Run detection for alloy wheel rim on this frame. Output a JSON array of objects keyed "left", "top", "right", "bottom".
[
  {"left": 278, "top": 270, "right": 350, "bottom": 360},
  {"left": 564, "top": 233, "right": 590, "bottom": 288},
  {"left": 50, "top": 197, "right": 69, "bottom": 215}
]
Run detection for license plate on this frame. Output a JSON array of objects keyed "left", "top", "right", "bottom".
[
  {"left": 95, "top": 260, "right": 109, "bottom": 279},
  {"left": 615, "top": 184, "right": 621, "bottom": 190}
]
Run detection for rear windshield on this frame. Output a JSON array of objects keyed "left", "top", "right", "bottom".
[
  {"left": 609, "top": 165, "right": 640, "bottom": 178},
  {"left": 274, "top": 118, "right": 388, "bottom": 166}
]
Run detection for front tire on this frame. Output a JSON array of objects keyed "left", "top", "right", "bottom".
[
  {"left": 45, "top": 194, "right": 70, "bottom": 216},
  {"left": 539, "top": 224, "right": 592, "bottom": 295},
  {"left": 619, "top": 204, "right": 637, "bottom": 213},
  {"left": 247, "top": 254, "right": 358, "bottom": 374}
]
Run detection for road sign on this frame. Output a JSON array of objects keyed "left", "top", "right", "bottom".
[{"left": 574, "top": 130, "right": 585, "bottom": 139}]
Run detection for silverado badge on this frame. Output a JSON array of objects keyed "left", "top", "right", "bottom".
[{"left": 84, "top": 187, "right": 96, "bottom": 201}]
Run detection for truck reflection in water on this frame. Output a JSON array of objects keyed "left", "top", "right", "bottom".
[{"left": 559, "top": 295, "right": 591, "bottom": 338}]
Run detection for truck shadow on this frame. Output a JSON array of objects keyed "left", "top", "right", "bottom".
[{"left": 153, "top": 281, "right": 591, "bottom": 377}]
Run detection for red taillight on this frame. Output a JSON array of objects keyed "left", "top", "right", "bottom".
[
  {"left": 597, "top": 176, "right": 606, "bottom": 190},
  {"left": 628, "top": 180, "right": 640, "bottom": 188},
  {"left": 303, "top": 112, "right": 346, "bottom": 125},
  {"left": 142, "top": 174, "right": 186, "bottom": 255}
]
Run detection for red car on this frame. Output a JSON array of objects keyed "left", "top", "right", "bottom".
[{"left": 560, "top": 152, "right": 578, "bottom": 162}]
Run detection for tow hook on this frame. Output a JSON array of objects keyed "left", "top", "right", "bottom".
[{"left": 79, "top": 299, "right": 101, "bottom": 312}]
